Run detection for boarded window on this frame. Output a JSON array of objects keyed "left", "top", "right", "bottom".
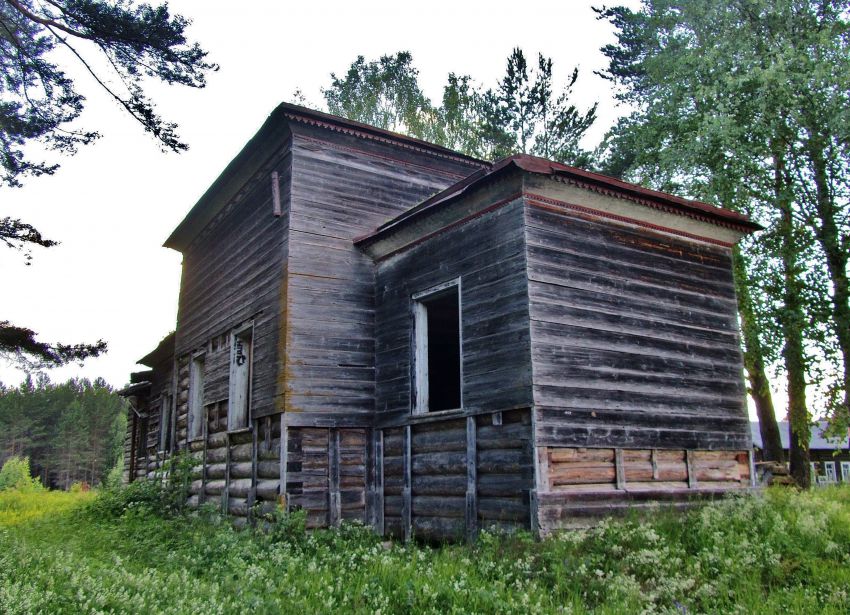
[
  {"left": 159, "top": 393, "right": 173, "bottom": 452},
  {"left": 413, "top": 280, "right": 462, "bottom": 413},
  {"left": 228, "top": 326, "right": 253, "bottom": 430},
  {"left": 188, "top": 354, "right": 205, "bottom": 440},
  {"left": 138, "top": 415, "right": 149, "bottom": 455}
]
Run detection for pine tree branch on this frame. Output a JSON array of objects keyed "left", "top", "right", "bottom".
[{"left": 4, "top": 0, "right": 92, "bottom": 40}]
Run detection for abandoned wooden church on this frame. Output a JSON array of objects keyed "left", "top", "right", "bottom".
[{"left": 120, "top": 103, "right": 760, "bottom": 539}]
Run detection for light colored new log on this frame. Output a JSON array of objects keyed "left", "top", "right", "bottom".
[
  {"left": 692, "top": 450, "right": 740, "bottom": 461},
  {"left": 622, "top": 481, "right": 692, "bottom": 492},
  {"left": 622, "top": 449, "right": 652, "bottom": 461},
  {"left": 549, "top": 466, "right": 616, "bottom": 485},
  {"left": 548, "top": 448, "right": 615, "bottom": 463},
  {"left": 551, "top": 483, "right": 618, "bottom": 493}
]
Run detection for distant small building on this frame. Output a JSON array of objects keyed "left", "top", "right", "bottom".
[{"left": 750, "top": 421, "right": 850, "bottom": 484}]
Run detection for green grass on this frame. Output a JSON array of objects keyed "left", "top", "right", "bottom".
[{"left": 1, "top": 486, "right": 849, "bottom": 614}]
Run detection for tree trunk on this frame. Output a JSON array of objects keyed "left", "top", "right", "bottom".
[
  {"left": 806, "top": 138, "right": 850, "bottom": 421},
  {"left": 774, "top": 145, "right": 810, "bottom": 487},
  {"left": 733, "top": 248, "right": 785, "bottom": 462}
]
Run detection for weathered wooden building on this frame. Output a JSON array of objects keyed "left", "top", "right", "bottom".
[{"left": 121, "top": 103, "right": 760, "bottom": 538}]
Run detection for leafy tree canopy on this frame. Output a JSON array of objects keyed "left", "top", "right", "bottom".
[
  {"left": 1, "top": 0, "right": 216, "bottom": 370},
  {"left": 0, "top": 0, "right": 217, "bottom": 187},
  {"left": 319, "top": 49, "right": 597, "bottom": 166},
  {"left": 595, "top": 0, "right": 850, "bottom": 482}
]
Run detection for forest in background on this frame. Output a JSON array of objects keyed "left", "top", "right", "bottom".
[{"left": 0, "top": 376, "right": 126, "bottom": 489}]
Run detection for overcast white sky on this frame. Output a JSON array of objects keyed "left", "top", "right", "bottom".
[{"left": 0, "top": 0, "right": 775, "bottom": 418}]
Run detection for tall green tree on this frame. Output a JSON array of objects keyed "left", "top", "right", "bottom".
[
  {"left": 594, "top": 0, "right": 850, "bottom": 485},
  {"left": 320, "top": 49, "right": 597, "bottom": 166},
  {"left": 0, "top": 0, "right": 217, "bottom": 187},
  {"left": 1, "top": 0, "right": 216, "bottom": 370},
  {"left": 323, "top": 52, "right": 439, "bottom": 143},
  {"left": 0, "top": 376, "right": 126, "bottom": 488}
]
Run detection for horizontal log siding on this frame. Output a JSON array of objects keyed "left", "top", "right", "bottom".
[
  {"left": 175, "top": 149, "right": 292, "bottom": 420},
  {"left": 382, "top": 427, "right": 405, "bottom": 539},
  {"left": 537, "top": 446, "right": 751, "bottom": 531},
  {"left": 286, "top": 427, "right": 329, "bottom": 528},
  {"left": 409, "top": 419, "right": 467, "bottom": 541},
  {"left": 374, "top": 199, "right": 533, "bottom": 415},
  {"left": 283, "top": 127, "right": 479, "bottom": 418},
  {"left": 380, "top": 409, "right": 533, "bottom": 541},
  {"left": 338, "top": 429, "right": 368, "bottom": 522},
  {"left": 476, "top": 409, "right": 534, "bottom": 533},
  {"left": 525, "top": 201, "right": 750, "bottom": 451}
]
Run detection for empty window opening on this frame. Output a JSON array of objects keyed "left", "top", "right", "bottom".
[
  {"left": 228, "top": 326, "right": 253, "bottom": 431},
  {"left": 414, "top": 283, "right": 461, "bottom": 413},
  {"left": 188, "top": 354, "right": 205, "bottom": 440}
]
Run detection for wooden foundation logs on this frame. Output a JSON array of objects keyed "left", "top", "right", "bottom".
[
  {"left": 380, "top": 408, "right": 534, "bottom": 541},
  {"left": 536, "top": 444, "right": 754, "bottom": 532}
]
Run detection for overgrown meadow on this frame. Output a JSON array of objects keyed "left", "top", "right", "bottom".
[{"left": 1, "top": 481, "right": 848, "bottom": 614}]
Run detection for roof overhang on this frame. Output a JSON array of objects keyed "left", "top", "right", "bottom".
[
  {"left": 117, "top": 381, "right": 151, "bottom": 397},
  {"left": 164, "top": 102, "right": 486, "bottom": 253},
  {"left": 356, "top": 154, "right": 762, "bottom": 260},
  {"left": 138, "top": 331, "right": 175, "bottom": 368}
]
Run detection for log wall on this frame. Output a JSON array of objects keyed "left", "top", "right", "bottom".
[
  {"left": 536, "top": 446, "right": 752, "bottom": 531},
  {"left": 380, "top": 409, "right": 534, "bottom": 541}
]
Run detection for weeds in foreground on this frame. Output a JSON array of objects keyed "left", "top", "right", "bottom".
[{"left": 0, "top": 485, "right": 848, "bottom": 614}]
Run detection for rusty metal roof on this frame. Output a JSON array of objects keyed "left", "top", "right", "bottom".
[{"left": 355, "top": 154, "right": 762, "bottom": 247}]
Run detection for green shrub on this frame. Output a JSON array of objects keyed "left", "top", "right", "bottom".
[
  {"left": 0, "top": 457, "right": 43, "bottom": 492},
  {"left": 263, "top": 506, "right": 308, "bottom": 545},
  {"left": 86, "top": 451, "right": 193, "bottom": 519},
  {"left": 103, "top": 462, "right": 124, "bottom": 491}
]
